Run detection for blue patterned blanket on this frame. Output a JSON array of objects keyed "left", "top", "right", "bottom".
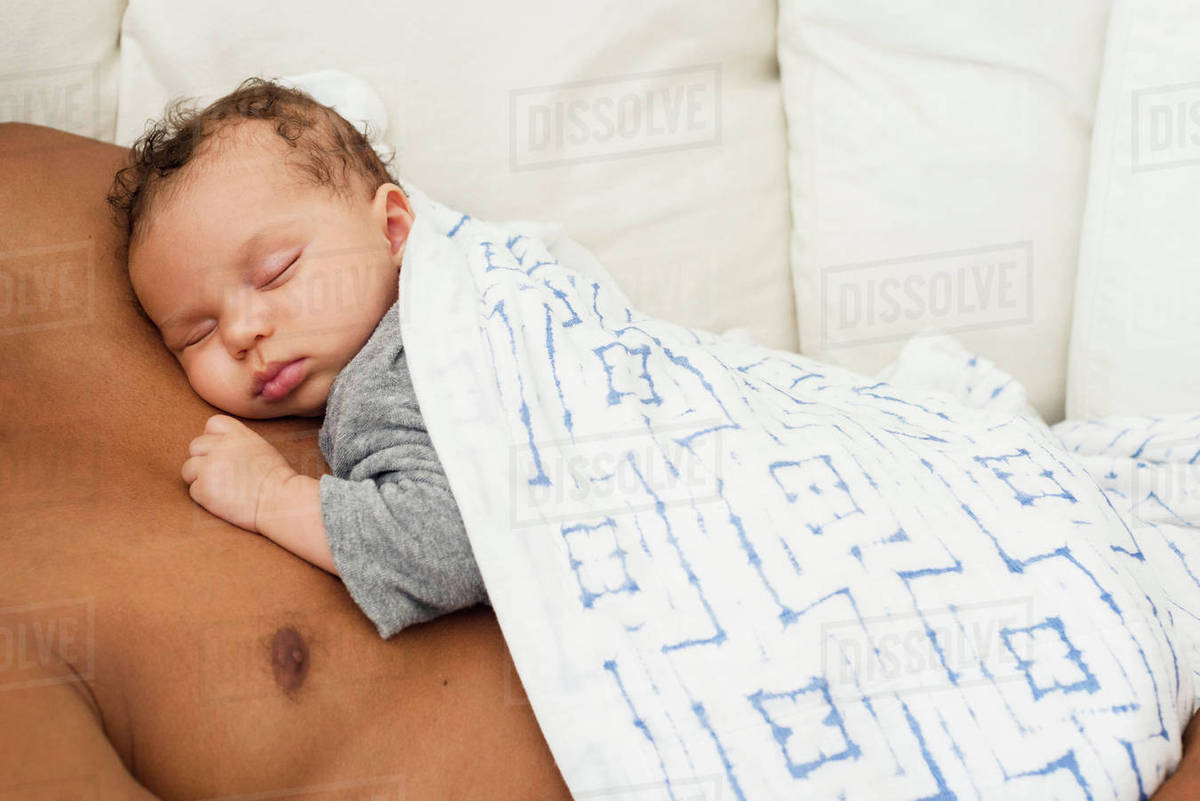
[{"left": 397, "top": 180, "right": 1200, "bottom": 801}]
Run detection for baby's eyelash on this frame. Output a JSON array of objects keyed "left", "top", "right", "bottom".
[
  {"left": 180, "top": 255, "right": 300, "bottom": 349},
  {"left": 263, "top": 254, "right": 300, "bottom": 287},
  {"left": 183, "top": 326, "right": 213, "bottom": 348}
]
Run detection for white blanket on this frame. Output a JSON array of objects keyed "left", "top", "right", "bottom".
[{"left": 397, "top": 179, "right": 1200, "bottom": 801}]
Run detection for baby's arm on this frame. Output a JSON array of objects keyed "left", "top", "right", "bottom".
[
  {"left": 258, "top": 471, "right": 338, "bottom": 575},
  {"left": 318, "top": 467, "right": 489, "bottom": 639}
]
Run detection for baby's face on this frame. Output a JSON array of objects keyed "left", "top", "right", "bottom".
[{"left": 129, "top": 122, "right": 412, "bottom": 419}]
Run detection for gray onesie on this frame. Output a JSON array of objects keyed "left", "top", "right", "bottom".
[{"left": 318, "top": 298, "right": 489, "bottom": 638}]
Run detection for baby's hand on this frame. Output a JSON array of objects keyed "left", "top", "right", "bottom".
[{"left": 181, "top": 414, "right": 296, "bottom": 533}]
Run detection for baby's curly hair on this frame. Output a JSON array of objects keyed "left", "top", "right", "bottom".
[{"left": 106, "top": 76, "right": 401, "bottom": 255}]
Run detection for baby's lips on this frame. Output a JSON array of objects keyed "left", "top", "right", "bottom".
[{"left": 255, "top": 358, "right": 307, "bottom": 401}]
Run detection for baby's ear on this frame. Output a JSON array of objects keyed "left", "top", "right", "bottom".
[{"left": 376, "top": 183, "right": 414, "bottom": 262}]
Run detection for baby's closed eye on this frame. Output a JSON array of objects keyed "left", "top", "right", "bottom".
[{"left": 177, "top": 253, "right": 302, "bottom": 349}]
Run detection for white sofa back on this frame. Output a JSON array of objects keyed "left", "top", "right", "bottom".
[
  {"left": 1067, "top": 0, "right": 1200, "bottom": 418},
  {"left": 0, "top": 0, "right": 124, "bottom": 144},
  {"left": 113, "top": 0, "right": 797, "bottom": 355},
  {"left": 5, "top": 0, "right": 1127, "bottom": 424},
  {"left": 776, "top": 0, "right": 1112, "bottom": 423}
]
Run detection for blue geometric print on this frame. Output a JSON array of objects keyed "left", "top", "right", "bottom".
[
  {"left": 1001, "top": 617, "right": 1099, "bottom": 701},
  {"left": 770, "top": 455, "right": 863, "bottom": 535},
  {"left": 563, "top": 517, "right": 638, "bottom": 608},
  {"left": 749, "top": 679, "right": 862, "bottom": 778},
  {"left": 399, "top": 183, "right": 1198, "bottom": 801},
  {"left": 975, "top": 448, "right": 1078, "bottom": 507}
]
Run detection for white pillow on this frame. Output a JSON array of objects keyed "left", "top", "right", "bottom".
[
  {"left": 0, "top": 0, "right": 124, "bottom": 143},
  {"left": 776, "top": 0, "right": 1112, "bottom": 422},
  {"left": 1067, "top": 0, "right": 1200, "bottom": 418},
  {"left": 114, "top": 0, "right": 797, "bottom": 353}
]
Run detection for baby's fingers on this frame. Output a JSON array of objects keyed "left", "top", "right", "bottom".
[
  {"left": 181, "top": 454, "right": 200, "bottom": 485},
  {"left": 205, "top": 414, "right": 243, "bottom": 434},
  {"left": 188, "top": 434, "right": 219, "bottom": 457}
]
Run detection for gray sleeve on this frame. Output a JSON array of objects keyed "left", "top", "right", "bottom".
[
  {"left": 317, "top": 300, "right": 489, "bottom": 640},
  {"left": 319, "top": 464, "right": 489, "bottom": 639}
]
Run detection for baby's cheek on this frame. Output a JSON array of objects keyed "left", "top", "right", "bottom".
[{"left": 190, "top": 363, "right": 240, "bottom": 410}]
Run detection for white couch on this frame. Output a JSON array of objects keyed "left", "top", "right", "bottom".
[{"left": 4, "top": 0, "right": 1194, "bottom": 425}]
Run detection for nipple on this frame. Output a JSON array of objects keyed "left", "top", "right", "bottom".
[{"left": 270, "top": 627, "right": 309, "bottom": 694}]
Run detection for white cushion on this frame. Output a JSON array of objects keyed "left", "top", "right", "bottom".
[
  {"left": 0, "top": 0, "right": 124, "bottom": 143},
  {"left": 1067, "top": 0, "right": 1200, "bottom": 418},
  {"left": 776, "top": 0, "right": 1112, "bottom": 422},
  {"left": 114, "top": 0, "right": 797, "bottom": 352}
]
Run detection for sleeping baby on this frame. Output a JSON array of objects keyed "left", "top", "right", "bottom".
[{"left": 107, "top": 77, "right": 488, "bottom": 638}]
